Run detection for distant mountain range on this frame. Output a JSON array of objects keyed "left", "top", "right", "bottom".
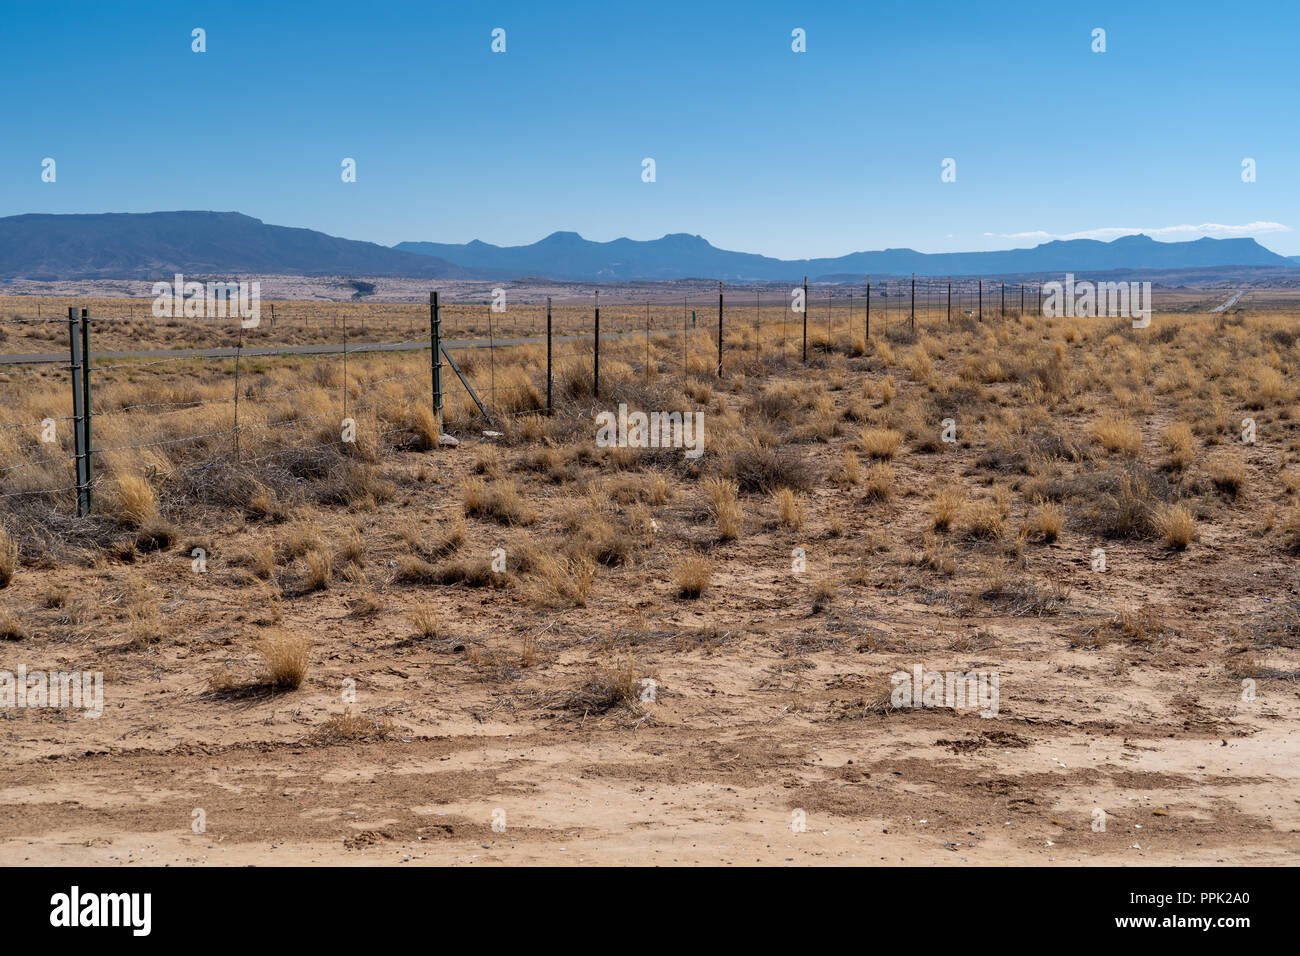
[
  {"left": 0, "top": 212, "right": 471, "bottom": 281},
  {"left": 0, "top": 211, "right": 1294, "bottom": 283},
  {"left": 397, "top": 231, "right": 1297, "bottom": 281}
]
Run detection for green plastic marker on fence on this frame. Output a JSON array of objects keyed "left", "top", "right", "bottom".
[{"left": 691, "top": 311, "right": 696, "bottom": 327}]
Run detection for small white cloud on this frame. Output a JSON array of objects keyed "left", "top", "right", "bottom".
[{"left": 994, "top": 222, "right": 1291, "bottom": 242}]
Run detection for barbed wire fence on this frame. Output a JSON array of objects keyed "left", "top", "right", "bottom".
[{"left": 0, "top": 278, "right": 1050, "bottom": 518}]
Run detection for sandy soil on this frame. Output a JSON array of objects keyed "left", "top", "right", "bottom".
[{"left": 3, "top": 454, "right": 1298, "bottom": 866}]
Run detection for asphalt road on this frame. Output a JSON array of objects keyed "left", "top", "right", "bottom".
[{"left": 1210, "top": 291, "right": 1244, "bottom": 313}]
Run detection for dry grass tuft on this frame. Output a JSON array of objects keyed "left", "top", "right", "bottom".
[
  {"left": 963, "top": 499, "right": 1005, "bottom": 540},
  {"left": 524, "top": 553, "right": 596, "bottom": 608},
  {"left": 929, "top": 485, "right": 962, "bottom": 531},
  {"left": 254, "top": 631, "right": 310, "bottom": 689},
  {"left": 811, "top": 576, "right": 836, "bottom": 612},
  {"left": 1208, "top": 455, "right": 1246, "bottom": 497},
  {"left": 312, "top": 707, "right": 396, "bottom": 743},
  {"left": 916, "top": 532, "right": 956, "bottom": 574},
  {"left": 1161, "top": 422, "right": 1195, "bottom": 471},
  {"left": 302, "top": 548, "right": 333, "bottom": 591},
  {"left": 1154, "top": 503, "right": 1197, "bottom": 550},
  {"left": 703, "top": 476, "right": 743, "bottom": 540},
  {"left": 0, "top": 527, "right": 16, "bottom": 589},
  {"left": 1028, "top": 499, "right": 1063, "bottom": 543},
  {"left": 463, "top": 477, "right": 537, "bottom": 526},
  {"left": 1093, "top": 415, "right": 1142, "bottom": 456},
  {"left": 109, "top": 474, "right": 159, "bottom": 527},
  {"left": 409, "top": 606, "right": 441, "bottom": 639},
  {"left": 863, "top": 462, "right": 894, "bottom": 501},
  {"left": 774, "top": 488, "right": 805, "bottom": 530},
  {"left": 1281, "top": 506, "right": 1300, "bottom": 553},
  {"left": 673, "top": 553, "right": 712, "bottom": 599},
  {"left": 857, "top": 427, "right": 902, "bottom": 460},
  {"left": 0, "top": 609, "right": 29, "bottom": 641},
  {"left": 834, "top": 449, "right": 861, "bottom": 486},
  {"left": 556, "top": 655, "right": 650, "bottom": 715}
]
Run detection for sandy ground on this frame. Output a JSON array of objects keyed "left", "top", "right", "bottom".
[{"left": 3, "top": 443, "right": 1298, "bottom": 866}]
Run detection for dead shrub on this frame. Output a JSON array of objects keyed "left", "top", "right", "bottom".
[{"left": 725, "top": 442, "right": 812, "bottom": 494}]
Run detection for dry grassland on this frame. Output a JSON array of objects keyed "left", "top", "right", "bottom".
[{"left": 1, "top": 300, "right": 1298, "bottom": 865}]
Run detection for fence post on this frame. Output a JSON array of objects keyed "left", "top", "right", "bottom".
[
  {"left": 1020, "top": 283, "right": 1024, "bottom": 316},
  {"left": 546, "top": 296, "right": 553, "bottom": 415},
  {"left": 270, "top": 303, "right": 275, "bottom": 328},
  {"left": 801, "top": 275, "right": 808, "bottom": 362},
  {"left": 716, "top": 282, "right": 723, "bottom": 377},
  {"left": 947, "top": 278, "right": 952, "bottom": 323},
  {"left": 66, "top": 308, "right": 89, "bottom": 517},
  {"left": 866, "top": 277, "right": 871, "bottom": 340},
  {"left": 80, "top": 308, "right": 92, "bottom": 513},
  {"left": 430, "top": 291, "right": 442, "bottom": 431},
  {"left": 1001, "top": 281, "right": 1005, "bottom": 318},
  {"left": 593, "top": 291, "right": 600, "bottom": 398},
  {"left": 979, "top": 279, "right": 983, "bottom": 321},
  {"left": 910, "top": 274, "right": 916, "bottom": 332}
]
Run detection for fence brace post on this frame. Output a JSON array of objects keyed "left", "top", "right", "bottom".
[
  {"left": 66, "top": 308, "right": 89, "bottom": 517},
  {"left": 80, "top": 308, "right": 92, "bottom": 513},
  {"left": 430, "top": 291, "right": 443, "bottom": 433}
]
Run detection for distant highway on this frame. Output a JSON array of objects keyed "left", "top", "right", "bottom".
[{"left": 1210, "top": 291, "right": 1244, "bottom": 313}]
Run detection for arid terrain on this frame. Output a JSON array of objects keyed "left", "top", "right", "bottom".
[{"left": 1, "top": 293, "right": 1298, "bottom": 865}]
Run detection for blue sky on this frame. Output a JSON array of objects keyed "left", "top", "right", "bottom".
[{"left": 2, "top": 0, "right": 1297, "bottom": 258}]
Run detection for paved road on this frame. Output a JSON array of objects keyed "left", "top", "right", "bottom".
[
  {"left": 1210, "top": 291, "right": 1244, "bottom": 313},
  {"left": 0, "top": 333, "right": 606, "bottom": 366}
]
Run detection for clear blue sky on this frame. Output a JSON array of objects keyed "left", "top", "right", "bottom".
[{"left": 2, "top": 0, "right": 1297, "bottom": 258}]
